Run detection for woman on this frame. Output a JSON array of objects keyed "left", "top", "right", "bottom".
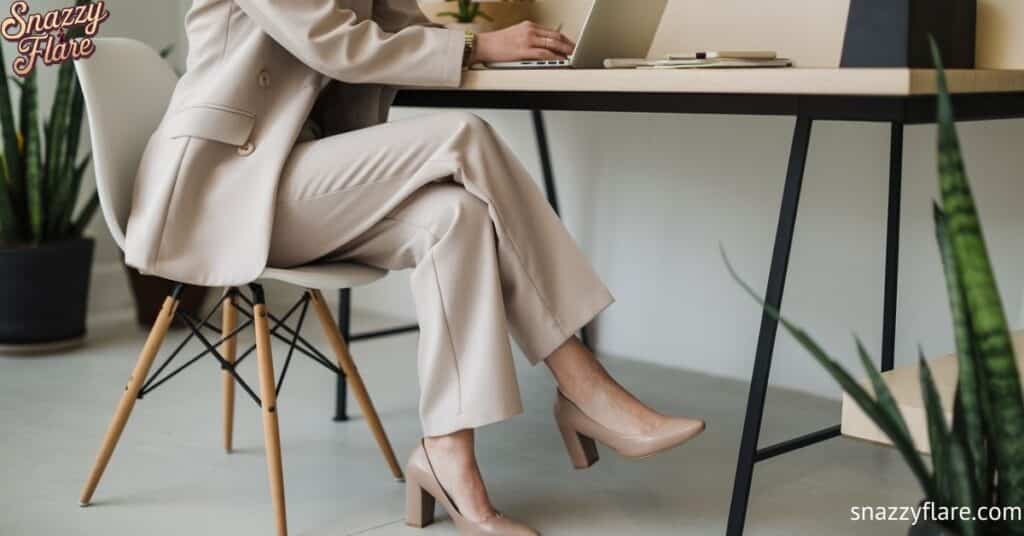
[{"left": 128, "top": 1, "right": 705, "bottom": 534}]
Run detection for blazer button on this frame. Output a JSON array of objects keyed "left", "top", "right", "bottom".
[
  {"left": 258, "top": 70, "right": 271, "bottom": 88},
  {"left": 237, "top": 141, "right": 255, "bottom": 156}
]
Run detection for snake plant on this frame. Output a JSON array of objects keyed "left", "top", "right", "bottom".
[
  {"left": 0, "top": 0, "right": 96, "bottom": 248},
  {"left": 437, "top": 0, "right": 494, "bottom": 24},
  {"left": 727, "top": 39, "right": 1023, "bottom": 536}
]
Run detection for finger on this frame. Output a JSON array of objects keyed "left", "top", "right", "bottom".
[
  {"left": 524, "top": 48, "right": 564, "bottom": 61},
  {"left": 530, "top": 35, "right": 574, "bottom": 57},
  {"left": 533, "top": 27, "right": 575, "bottom": 48}
]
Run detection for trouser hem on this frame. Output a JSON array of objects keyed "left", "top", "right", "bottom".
[
  {"left": 527, "top": 288, "right": 615, "bottom": 366},
  {"left": 422, "top": 404, "right": 525, "bottom": 437}
]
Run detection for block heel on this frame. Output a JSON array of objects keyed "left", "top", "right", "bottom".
[
  {"left": 405, "top": 480, "right": 435, "bottom": 528},
  {"left": 404, "top": 441, "right": 538, "bottom": 535},
  {"left": 557, "top": 417, "right": 600, "bottom": 469}
]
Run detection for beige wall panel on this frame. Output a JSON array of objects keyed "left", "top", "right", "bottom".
[
  {"left": 530, "top": 1, "right": 850, "bottom": 67},
  {"left": 524, "top": 0, "right": 850, "bottom": 67},
  {"left": 648, "top": 1, "right": 851, "bottom": 67},
  {"left": 529, "top": 0, "right": 593, "bottom": 39},
  {"left": 977, "top": 0, "right": 1024, "bottom": 69}
]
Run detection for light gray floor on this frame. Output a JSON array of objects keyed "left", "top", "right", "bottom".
[{"left": 0, "top": 309, "right": 922, "bottom": 535}]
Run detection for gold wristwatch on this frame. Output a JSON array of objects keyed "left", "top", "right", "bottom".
[{"left": 462, "top": 30, "right": 476, "bottom": 67}]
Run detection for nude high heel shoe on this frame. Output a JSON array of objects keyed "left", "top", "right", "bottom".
[
  {"left": 554, "top": 390, "right": 706, "bottom": 469},
  {"left": 405, "top": 441, "right": 539, "bottom": 536}
]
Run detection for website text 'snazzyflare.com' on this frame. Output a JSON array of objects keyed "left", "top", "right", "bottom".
[{"left": 851, "top": 501, "right": 1023, "bottom": 525}]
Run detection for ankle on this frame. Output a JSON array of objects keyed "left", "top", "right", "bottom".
[
  {"left": 424, "top": 431, "right": 475, "bottom": 464},
  {"left": 547, "top": 338, "right": 601, "bottom": 399}
]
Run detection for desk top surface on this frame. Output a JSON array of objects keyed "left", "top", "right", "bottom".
[{"left": 433, "top": 68, "right": 1024, "bottom": 97}]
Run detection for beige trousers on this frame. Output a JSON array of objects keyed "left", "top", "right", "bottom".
[{"left": 268, "top": 112, "right": 614, "bottom": 437}]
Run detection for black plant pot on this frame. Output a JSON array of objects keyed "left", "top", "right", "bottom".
[{"left": 0, "top": 238, "right": 95, "bottom": 353}]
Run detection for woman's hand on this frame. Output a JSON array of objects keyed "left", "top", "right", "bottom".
[{"left": 469, "top": 21, "right": 576, "bottom": 64}]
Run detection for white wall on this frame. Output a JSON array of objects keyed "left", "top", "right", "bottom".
[{"left": 34, "top": 1, "right": 1021, "bottom": 400}]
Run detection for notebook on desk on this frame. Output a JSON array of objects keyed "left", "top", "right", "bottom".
[{"left": 604, "top": 53, "right": 792, "bottom": 70}]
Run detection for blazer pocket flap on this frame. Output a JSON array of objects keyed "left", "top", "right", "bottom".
[{"left": 165, "top": 104, "right": 255, "bottom": 146}]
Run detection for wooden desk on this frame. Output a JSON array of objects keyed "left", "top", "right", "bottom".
[
  {"left": 454, "top": 68, "right": 1024, "bottom": 96},
  {"left": 368, "top": 68, "right": 1024, "bottom": 535}
]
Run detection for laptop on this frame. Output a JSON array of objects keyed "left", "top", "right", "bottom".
[{"left": 484, "top": 0, "right": 669, "bottom": 70}]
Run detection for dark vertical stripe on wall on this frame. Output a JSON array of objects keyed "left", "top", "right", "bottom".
[
  {"left": 841, "top": 0, "right": 911, "bottom": 67},
  {"left": 841, "top": 0, "right": 976, "bottom": 68}
]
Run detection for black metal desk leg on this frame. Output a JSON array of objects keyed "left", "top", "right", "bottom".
[
  {"left": 532, "top": 109, "right": 562, "bottom": 216},
  {"left": 881, "top": 123, "right": 904, "bottom": 373},
  {"left": 531, "top": 109, "right": 593, "bottom": 349},
  {"left": 334, "top": 289, "right": 351, "bottom": 422},
  {"left": 726, "top": 116, "right": 814, "bottom": 536}
]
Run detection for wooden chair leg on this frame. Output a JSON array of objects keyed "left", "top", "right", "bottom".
[
  {"left": 80, "top": 293, "right": 180, "bottom": 506},
  {"left": 221, "top": 291, "right": 238, "bottom": 453},
  {"left": 309, "top": 290, "right": 404, "bottom": 481},
  {"left": 252, "top": 286, "right": 288, "bottom": 536}
]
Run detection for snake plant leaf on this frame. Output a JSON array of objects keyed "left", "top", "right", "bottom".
[
  {"left": 49, "top": 153, "right": 90, "bottom": 238},
  {"left": 50, "top": 81, "right": 87, "bottom": 238},
  {"left": 465, "top": 2, "right": 493, "bottom": 22},
  {"left": 854, "top": 338, "right": 917, "bottom": 449},
  {"left": 920, "top": 351, "right": 980, "bottom": 536},
  {"left": 932, "top": 39, "right": 1024, "bottom": 519},
  {"left": 0, "top": 153, "right": 18, "bottom": 243},
  {"left": 68, "top": 156, "right": 91, "bottom": 235},
  {"left": 723, "top": 249, "right": 936, "bottom": 498},
  {"left": 920, "top": 350, "right": 952, "bottom": 502},
  {"left": 46, "top": 63, "right": 74, "bottom": 209},
  {"left": 43, "top": 0, "right": 90, "bottom": 237},
  {"left": 946, "top": 439, "right": 983, "bottom": 536},
  {"left": 69, "top": 190, "right": 98, "bottom": 237},
  {"left": 21, "top": 70, "right": 43, "bottom": 243},
  {"left": 12, "top": 76, "right": 32, "bottom": 201},
  {"left": 936, "top": 203, "right": 993, "bottom": 503},
  {"left": 0, "top": 39, "right": 24, "bottom": 199}
]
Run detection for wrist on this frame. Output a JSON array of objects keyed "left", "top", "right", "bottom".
[{"left": 469, "top": 31, "right": 491, "bottom": 65}]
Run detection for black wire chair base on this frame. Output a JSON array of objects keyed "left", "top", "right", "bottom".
[{"left": 138, "top": 287, "right": 341, "bottom": 409}]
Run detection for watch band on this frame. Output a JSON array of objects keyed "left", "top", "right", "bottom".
[{"left": 462, "top": 30, "right": 476, "bottom": 66}]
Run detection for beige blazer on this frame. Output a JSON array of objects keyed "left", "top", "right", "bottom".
[{"left": 125, "top": 0, "right": 465, "bottom": 286}]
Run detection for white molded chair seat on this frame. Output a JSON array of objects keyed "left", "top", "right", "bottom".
[{"left": 260, "top": 262, "right": 386, "bottom": 290}]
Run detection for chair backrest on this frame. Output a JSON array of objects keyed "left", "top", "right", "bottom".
[{"left": 74, "top": 38, "right": 179, "bottom": 250}]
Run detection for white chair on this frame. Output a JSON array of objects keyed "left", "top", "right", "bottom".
[{"left": 75, "top": 38, "right": 402, "bottom": 536}]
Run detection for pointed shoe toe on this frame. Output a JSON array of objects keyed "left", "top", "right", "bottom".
[
  {"left": 475, "top": 514, "right": 539, "bottom": 536},
  {"left": 554, "top": 390, "right": 705, "bottom": 467}
]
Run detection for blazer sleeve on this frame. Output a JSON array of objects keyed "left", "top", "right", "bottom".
[{"left": 233, "top": 0, "right": 465, "bottom": 87}]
